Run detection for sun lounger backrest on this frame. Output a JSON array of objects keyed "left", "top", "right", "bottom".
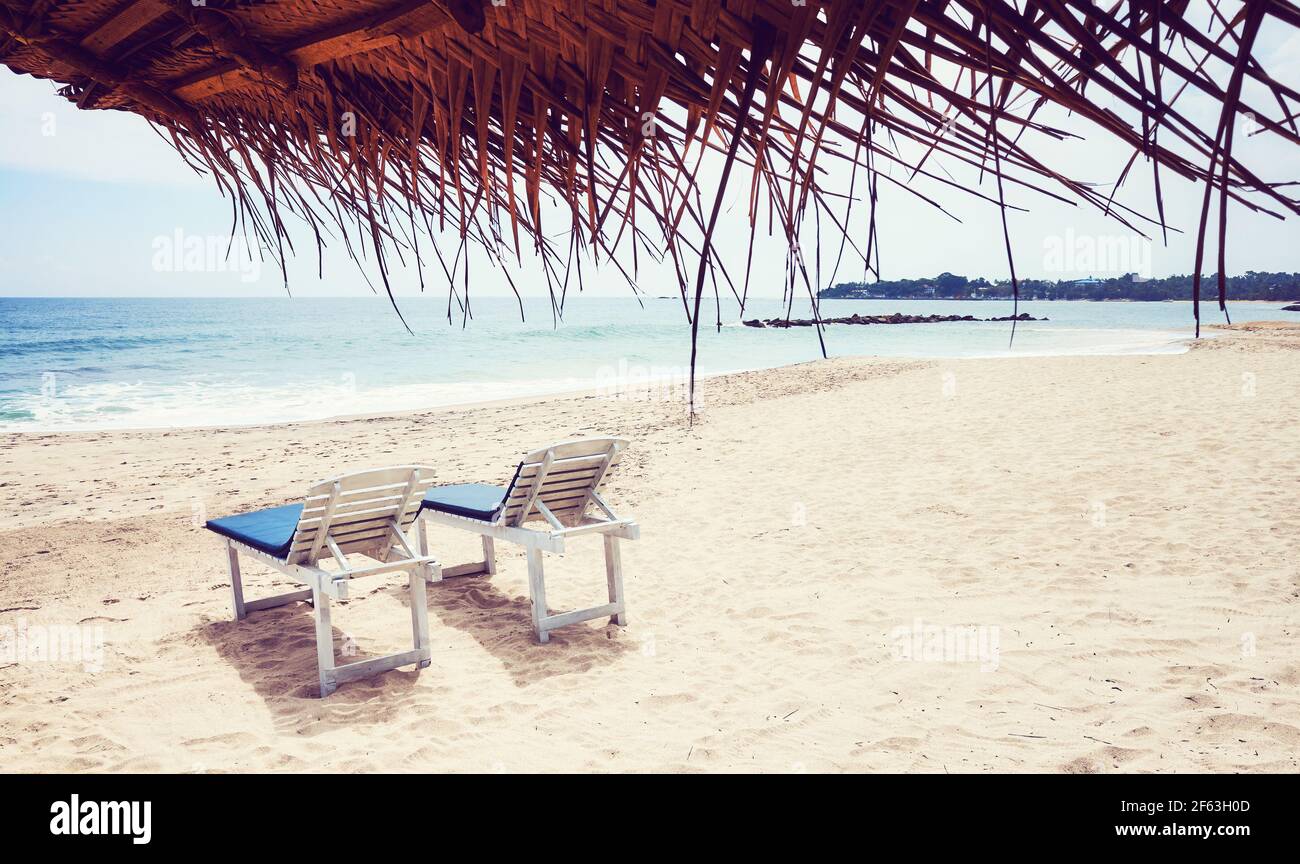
[
  {"left": 288, "top": 466, "right": 437, "bottom": 564},
  {"left": 503, "top": 437, "right": 628, "bottom": 527}
]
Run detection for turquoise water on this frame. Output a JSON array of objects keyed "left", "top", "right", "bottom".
[{"left": 0, "top": 295, "right": 1290, "bottom": 430}]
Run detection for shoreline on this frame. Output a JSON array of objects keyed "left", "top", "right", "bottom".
[{"left": 1, "top": 329, "right": 1210, "bottom": 437}]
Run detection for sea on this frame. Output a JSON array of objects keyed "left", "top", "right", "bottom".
[{"left": 0, "top": 295, "right": 1290, "bottom": 431}]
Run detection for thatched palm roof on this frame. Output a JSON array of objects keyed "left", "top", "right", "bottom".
[{"left": 3, "top": 1, "right": 1298, "bottom": 400}]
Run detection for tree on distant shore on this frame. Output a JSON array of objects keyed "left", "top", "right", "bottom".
[{"left": 820, "top": 272, "right": 1300, "bottom": 302}]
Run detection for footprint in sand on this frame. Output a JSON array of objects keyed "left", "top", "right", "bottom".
[{"left": 465, "top": 587, "right": 512, "bottom": 608}]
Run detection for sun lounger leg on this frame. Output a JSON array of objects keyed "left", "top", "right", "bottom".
[
  {"left": 227, "top": 541, "right": 246, "bottom": 621},
  {"left": 526, "top": 547, "right": 549, "bottom": 643},
  {"left": 409, "top": 568, "right": 431, "bottom": 669},
  {"left": 431, "top": 527, "right": 498, "bottom": 579},
  {"left": 604, "top": 535, "right": 627, "bottom": 626},
  {"left": 311, "top": 582, "right": 336, "bottom": 697},
  {"left": 417, "top": 515, "right": 429, "bottom": 557}
]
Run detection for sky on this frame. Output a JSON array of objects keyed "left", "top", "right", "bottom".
[{"left": 0, "top": 11, "right": 1297, "bottom": 301}]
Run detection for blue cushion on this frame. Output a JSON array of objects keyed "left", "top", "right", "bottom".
[
  {"left": 420, "top": 483, "right": 509, "bottom": 522},
  {"left": 206, "top": 503, "right": 303, "bottom": 559}
]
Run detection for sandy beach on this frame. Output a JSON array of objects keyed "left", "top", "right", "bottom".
[{"left": 1, "top": 322, "right": 1297, "bottom": 773}]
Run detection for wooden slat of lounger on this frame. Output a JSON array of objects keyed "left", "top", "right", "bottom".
[
  {"left": 294, "top": 501, "right": 415, "bottom": 539},
  {"left": 514, "top": 455, "right": 623, "bottom": 486},
  {"left": 303, "top": 476, "right": 435, "bottom": 508},
  {"left": 506, "top": 474, "right": 597, "bottom": 499},
  {"left": 505, "top": 488, "right": 589, "bottom": 510},
  {"left": 328, "top": 539, "right": 388, "bottom": 558},
  {"left": 522, "top": 437, "right": 629, "bottom": 463},
  {"left": 327, "top": 467, "right": 431, "bottom": 492},
  {"left": 303, "top": 483, "right": 404, "bottom": 506},
  {"left": 308, "top": 524, "right": 405, "bottom": 553},
  {"left": 307, "top": 520, "right": 395, "bottom": 546},
  {"left": 503, "top": 506, "right": 582, "bottom": 524},
  {"left": 302, "top": 493, "right": 425, "bottom": 521},
  {"left": 504, "top": 438, "right": 629, "bottom": 525},
  {"left": 516, "top": 453, "right": 607, "bottom": 474},
  {"left": 504, "top": 485, "right": 592, "bottom": 511},
  {"left": 508, "top": 468, "right": 617, "bottom": 502},
  {"left": 509, "top": 468, "right": 601, "bottom": 495},
  {"left": 301, "top": 493, "right": 406, "bottom": 520},
  {"left": 523, "top": 503, "right": 583, "bottom": 519},
  {"left": 504, "top": 496, "right": 586, "bottom": 518},
  {"left": 523, "top": 462, "right": 602, "bottom": 474},
  {"left": 298, "top": 478, "right": 432, "bottom": 526},
  {"left": 302, "top": 473, "right": 435, "bottom": 503},
  {"left": 292, "top": 523, "right": 398, "bottom": 555},
  {"left": 300, "top": 499, "right": 421, "bottom": 533},
  {"left": 289, "top": 466, "right": 433, "bottom": 564},
  {"left": 297, "top": 501, "right": 419, "bottom": 533}
]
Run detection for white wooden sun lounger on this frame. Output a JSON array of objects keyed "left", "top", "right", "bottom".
[
  {"left": 205, "top": 466, "right": 440, "bottom": 696},
  {"left": 415, "top": 437, "right": 638, "bottom": 643}
]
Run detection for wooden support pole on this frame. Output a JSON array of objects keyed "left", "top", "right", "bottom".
[
  {"left": 80, "top": 0, "right": 169, "bottom": 57},
  {"left": 170, "top": 1, "right": 298, "bottom": 91},
  {"left": 0, "top": 8, "right": 196, "bottom": 124},
  {"left": 445, "top": 0, "right": 487, "bottom": 35},
  {"left": 172, "top": 1, "right": 456, "bottom": 101}
]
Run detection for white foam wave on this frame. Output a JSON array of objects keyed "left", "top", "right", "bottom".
[{"left": 3, "top": 376, "right": 600, "bottom": 432}]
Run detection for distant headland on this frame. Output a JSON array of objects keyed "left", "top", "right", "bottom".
[{"left": 820, "top": 272, "right": 1300, "bottom": 302}]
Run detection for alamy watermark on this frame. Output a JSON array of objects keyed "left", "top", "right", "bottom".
[
  {"left": 1043, "top": 228, "right": 1152, "bottom": 280},
  {"left": 595, "top": 359, "right": 696, "bottom": 408},
  {"left": 889, "top": 618, "right": 1000, "bottom": 672},
  {"left": 151, "top": 229, "right": 261, "bottom": 283},
  {"left": 941, "top": 369, "right": 957, "bottom": 399},
  {"left": 49, "top": 795, "right": 150, "bottom": 845},
  {"left": 0, "top": 618, "right": 105, "bottom": 673}
]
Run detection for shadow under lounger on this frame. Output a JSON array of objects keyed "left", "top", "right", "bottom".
[
  {"left": 204, "top": 467, "right": 440, "bottom": 697},
  {"left": 416, "top": 437, "right": 639, "bottom": 643}
]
